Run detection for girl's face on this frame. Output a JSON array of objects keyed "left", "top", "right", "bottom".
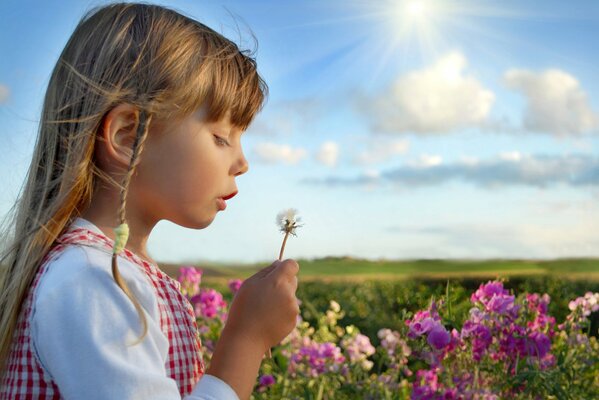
[{"left": 133, "top": 105, "right": 249, "bottom": 229}]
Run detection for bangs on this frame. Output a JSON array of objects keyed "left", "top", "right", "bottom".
[{"left": 172, "top": 39, "right": 267, "bottom": 130}]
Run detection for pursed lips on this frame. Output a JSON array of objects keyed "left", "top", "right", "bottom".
[{"left": 221, "top": 191, "right": 238, "bottom": 201}]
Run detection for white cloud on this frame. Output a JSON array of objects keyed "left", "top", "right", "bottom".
[
  {"left": 406, "top": 154, "right": 443, "bottom": 168},
  {"left": 353, "top": 139, "right": 409, "bottom": 165},
  {"left": 252, "top": 142, "right": 307, "bottom": 165},
  {"left": 504, "top": 68, "right": 599, "bottom": 136},
  {"left": 458, "top": 155, "right": 480, "bottom": 166},
  {"left": 303, "top": 153, "right": 599, "bottom": 189},
  {"left": 386, "top": 221, "right": 599, "bottom": 259},
  {"left": 363, "top": 51, "right": 495, "bottom": 134},
  {"left": 315, "top": 141, "right": 339, "bottom": 167},
  {"left": 364, "top": 168, "right": 380, "bottom": 179},
  {"left": 0, "top": 84, "right": 9, "bottom": 104},
  {"left": 499, "top": 151, "right": 523, "bottom": 162}
]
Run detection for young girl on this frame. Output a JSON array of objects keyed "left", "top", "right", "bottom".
[{"left": 0, "top": 2, "right": 300, "bottom": 399}]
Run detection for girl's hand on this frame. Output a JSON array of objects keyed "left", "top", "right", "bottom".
[
  {"left": 206, "top": 260, "right": 299, "bottom": 399},
  {"left": 223, "top": 259, "right": 300, "bottom": 354}
]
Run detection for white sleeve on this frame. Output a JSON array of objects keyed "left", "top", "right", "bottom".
[{"left": 31, "top": 245, "right": 240, "bottom": 400}]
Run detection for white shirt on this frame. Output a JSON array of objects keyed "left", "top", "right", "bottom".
[{"left": 30, "top": 217, "right": 240, "bottom": 400}]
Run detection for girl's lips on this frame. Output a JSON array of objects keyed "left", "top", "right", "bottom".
[
  {"left": 217, "top": 198, "right": 227, "bottom": 211},
  {"left": 222, "top": 191, "right": 238, "bottom": 201}
]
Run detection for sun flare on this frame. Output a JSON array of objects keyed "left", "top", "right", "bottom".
[{"left": 407, "top": 0, "right": 427, "bottom": 18}]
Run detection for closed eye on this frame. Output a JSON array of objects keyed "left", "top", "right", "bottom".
[{"left": 213, "top": 135, "right": 230, "bottom": 147}]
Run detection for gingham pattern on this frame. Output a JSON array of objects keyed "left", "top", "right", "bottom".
[{"left": 1, "top": 225, "right": 205, "bottom": 399}]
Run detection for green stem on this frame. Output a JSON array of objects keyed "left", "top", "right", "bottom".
[{"left": 316, "top": 376, "right": 325, "bottom": 400}]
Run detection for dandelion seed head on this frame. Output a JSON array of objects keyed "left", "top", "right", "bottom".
[{"left": 276, "top": 208, "right": 303, "bottom": 236}]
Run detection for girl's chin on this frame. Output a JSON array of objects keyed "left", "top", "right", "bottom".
[{"left": 168, "top": 213, "right": 215, "bottom": 230}]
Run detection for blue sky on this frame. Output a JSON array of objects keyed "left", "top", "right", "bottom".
[{"left": 1, "top": 0, "right": 598, "bottom": 264}]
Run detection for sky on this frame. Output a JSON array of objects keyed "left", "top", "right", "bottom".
[{"left": 1, "top": 0, "right": 598, "bottom": 264}]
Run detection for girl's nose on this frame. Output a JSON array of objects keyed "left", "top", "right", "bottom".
[{"left": 235, "top": 150, "right": 249, "bottom": 176}]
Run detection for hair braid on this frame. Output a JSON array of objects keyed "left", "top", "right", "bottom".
[{"left": 111, "top": 109, "right": 153, "bottom": 346}]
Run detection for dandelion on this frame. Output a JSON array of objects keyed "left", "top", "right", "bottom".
[
  {"left": 267, "top": 208, "right": 303, "bottom": 359},
  {"left": 276, "top": 208, "right": 303, "bottom": 260}
]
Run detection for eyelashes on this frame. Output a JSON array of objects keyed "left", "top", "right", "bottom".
[{"left": 213, "top": 135, "right": 230, "bottom": 147}]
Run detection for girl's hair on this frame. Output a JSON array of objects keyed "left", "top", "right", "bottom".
[{"left": 0, "top": 1, "right": 267, "bottom": 374}]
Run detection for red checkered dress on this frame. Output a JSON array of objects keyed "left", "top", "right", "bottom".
[{"left": 1, "top": 224, "right": 205, "bottom": 399}]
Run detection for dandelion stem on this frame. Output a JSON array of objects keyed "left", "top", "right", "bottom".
[{"left": 279, "top": 231, "right": 290, "bottom": 260}]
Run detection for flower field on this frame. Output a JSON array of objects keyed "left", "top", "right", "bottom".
[{"left": 178, "top": 267, "right": 599, "bottom": 399}]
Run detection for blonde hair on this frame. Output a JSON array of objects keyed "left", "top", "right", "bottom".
[{"left": 0, "top": 1, "right": 267, "bottom": 375}]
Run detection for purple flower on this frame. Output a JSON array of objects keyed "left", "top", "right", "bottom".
[
  {"left": 427, "top": 325, "right": 451, "bottom": 350},
  {"left": 486, "top": 294, "right": 515, "bottom": 315},
  {"left": 258, "top": 374, "right": 275, "bottom": 386},
  {"left": 409, "top": 317, "right": 436, "bottom": 338},
  {"left": 377, "top": 328, "right": 411, "bottom": 359},
  {"left": 526, "top": 331, "right": 551, "bottom": 358},
  {"left": 289, "top": 340, "right": 345, "bottom": 378},
  {"left": 341, "top": 334, "right": 376, "bottom": 370}
]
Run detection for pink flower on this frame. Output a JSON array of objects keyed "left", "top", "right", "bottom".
[
  {"left": 471, "top": 281, "right": 509, "bottom": 305},
  {"left": 177, "top": 266, "right": 203, "bottom": 297},
  {"left": 228, "top": 279, "right": 243, "bottom": 295}
]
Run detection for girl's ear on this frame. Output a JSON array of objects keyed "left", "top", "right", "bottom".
[{"left": 97, "top": 103, "right": 141, "bottom": 170}]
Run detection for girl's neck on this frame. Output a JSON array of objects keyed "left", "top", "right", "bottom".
[{"left": 79, "top": 189, "right": 158, "bottom": 265}]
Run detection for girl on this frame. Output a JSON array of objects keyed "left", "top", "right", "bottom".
[{"left": 0, "top": 2, "right": 300, "bottom": 400}]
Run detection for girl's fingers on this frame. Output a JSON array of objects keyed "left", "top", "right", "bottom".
[
  {"left": 253, "top": 261, "right": 280, "bottom": 279},
  {"left": 268, "top": 259, "right": 299, "bottom": 280}
]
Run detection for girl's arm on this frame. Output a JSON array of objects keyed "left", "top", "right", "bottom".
[
  {"left": 204, "top": 259, "right": 300, "bottom": 400},
  {"left": 31, "top": 245, "right": 239, "bottom": 400}
]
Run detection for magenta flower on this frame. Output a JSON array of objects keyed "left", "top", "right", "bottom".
[
  {"left": 190, "top": 288, "right": 227, "bottom": 320},
  {"left": 471, "top": 281, "right": 509, "bottom": 304},
  {"left": 526, "top": 293, "right": 550, "bottom": 314},
  {"left": 412, "top": 369, "right": 440, "bottom": 399},
  {"left": 228, "top": 279, "right": 243, "bottom": 295}
]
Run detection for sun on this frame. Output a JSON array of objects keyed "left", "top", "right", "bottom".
[{"left": 407, "top": 0, "right": 427, "bottom": 18}]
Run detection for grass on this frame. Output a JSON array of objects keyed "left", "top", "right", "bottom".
[{"left": 159, "top": 256, "right": 599, "bottom": 284}]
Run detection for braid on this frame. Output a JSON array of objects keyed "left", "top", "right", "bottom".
[
  {"left": 110, "top": 109, "right": 153, "bottom": 346},
  {"left": 117, "top": 110, "right": 152, "bottom": 224}
]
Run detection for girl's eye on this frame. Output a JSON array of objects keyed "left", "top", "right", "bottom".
[{"left": 214, "top": 135, "right": 230, "bottom": 147}]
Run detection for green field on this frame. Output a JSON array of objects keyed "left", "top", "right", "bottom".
[{"left": 160, "top": 256, "right": 599, "bottom": 283}]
